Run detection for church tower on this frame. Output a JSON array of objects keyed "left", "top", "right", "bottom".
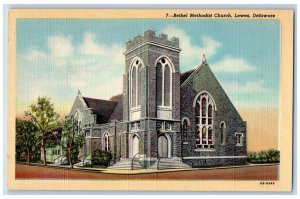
[{"left": 122, "top": 30, "right": 181, "bottom": 164}]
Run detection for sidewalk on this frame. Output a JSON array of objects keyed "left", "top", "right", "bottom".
[{"left": 29, "top": 162, "right": 279, "bottom": 175}]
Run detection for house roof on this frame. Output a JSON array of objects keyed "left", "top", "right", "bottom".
[
  {"left": 109, "top": 94, "right": 123, "bottom": 121},
  {"left": 82, "top": 97, "right": 118, "bottom": 124}
]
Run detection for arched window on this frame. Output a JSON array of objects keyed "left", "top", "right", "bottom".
[
  {"left": 220, "top": 122, "right": 226, "bottom": 145},
  {"left": 103, "top": 132, "right": 110, "bottom": 151},
  {"left": 182, "top": 118, "right": 189, "bottom": 143},
  {"left": 195, "top": 92, "right": 215, "bottom": 149},
  {"left": 156, "top": 57, "right": 172, "bottom": 107},
  {"left": 73, "top": 110, "right": 81, "bottom": 134},
  {"left": 130, "top": 59, "right": 142, "bottom": 108}
]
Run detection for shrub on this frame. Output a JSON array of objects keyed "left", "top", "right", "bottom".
[
  {"left": 91, "top": 150, "right": 112, "bottom": 167},
  {"left": 247, "top": 149, "right": 280, "bottom": 164}
]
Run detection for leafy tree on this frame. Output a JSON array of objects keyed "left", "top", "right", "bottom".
[
  {"left": 16, "top": 118, "right": 39, "bottom": 164},
  {"left": 25, "top": 97, "right": 61, "bottom": 165},
  {"left": 53, "top": 116, "right": 84, "bottom": 168}
]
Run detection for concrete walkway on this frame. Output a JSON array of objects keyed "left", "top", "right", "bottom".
[{"left": 33, "top": 162, "right": 280, "bottom": 175}]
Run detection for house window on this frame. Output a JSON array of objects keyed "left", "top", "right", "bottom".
[
  {"left": 235, "top": 133, "right": 244, "bottom": 146},
  {"left": 130, "top": 59, "right": 142, "bottom": 108},
  {"left": 220, "top": 122, "right": 226, "bottom": 145},
  {"left": 195, "top": 92, "right": 215, "bottom": 149},
  {"left": 182, "top": 118, "right": 189, "bottom": 143},
  {"left": 156, "top": 57, "right": 172, "bottom": 107},
  {"left": 103, "top": 132, "right": 110, "bottom": 151}
]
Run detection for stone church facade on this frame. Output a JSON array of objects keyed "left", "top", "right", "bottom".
[{"left": 67, "top": 30, "right": 247, "bottom": 169}]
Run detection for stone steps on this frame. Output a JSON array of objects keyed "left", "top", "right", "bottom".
[
  {"left": 108, "top": 158, "right": 142, "bottom": 170},
  {"left": 150, "top": 158, "right": 191, "bottom": 170}
]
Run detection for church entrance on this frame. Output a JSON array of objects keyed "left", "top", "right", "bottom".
[
  {"left": 158, "top": 134, "right": 171, "bottom": 158},
  {"left": 131, "top": 134, "right": 139, "bottom": 158}
]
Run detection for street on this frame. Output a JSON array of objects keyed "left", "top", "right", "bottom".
[{"left": 15, "top": 163, "right": 278, "bottom": 180}]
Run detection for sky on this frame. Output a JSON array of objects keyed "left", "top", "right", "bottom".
[{"left": 16, "top": 19, "right": 280, "bottom": 116}]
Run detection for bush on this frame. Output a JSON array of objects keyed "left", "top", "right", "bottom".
[
  {"left": 247, "top": 149, "right": 280, "bottom": 164},
  {"left": 91, "top": 150, "right": 112, "bottom": 167}
]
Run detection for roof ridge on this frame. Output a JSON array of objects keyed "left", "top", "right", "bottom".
[{"left": 180, "top": 61, "right": 207, "bottom": 88}]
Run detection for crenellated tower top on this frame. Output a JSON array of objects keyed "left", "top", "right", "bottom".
[{"left": 125, "top": 30, "right": 180, "bottom": 53}]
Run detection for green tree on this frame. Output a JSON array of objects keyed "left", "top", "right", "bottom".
[
  {"left": 53, "top": 116, "right": 84, "bottom": 168},
  {"left": 16, "top": 118, "right": 39, "bottom": 164},
  {"left": 25, "top": 97, "right": 60, "bottom": 165}
]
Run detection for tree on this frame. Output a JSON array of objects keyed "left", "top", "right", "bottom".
[
  {"left": 53, "top": 116, "right": 84, "bottom": 168},
  {"left": 16, "top": 118, "right": 39, "bottom": 164},
  {"left": 25, "top": 97, "right": 61, "bottom": 165}
]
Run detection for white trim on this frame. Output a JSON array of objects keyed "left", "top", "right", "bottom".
[
  {"left": 154, "top": 55, "right": 175, "bottom": 72},
  {"left": 129, "top": 133, "right": 140, "bottom": 158},
  {"left": 155, "top": 56, "right": 173, "bottom": 109},
  {"left": 181, "top": 61, "right": 206, "bottom": 88},
  {"left": 193, "top": 90, "right": 217, "bottom": 111},
  {"left": 102, "top": 131, "right": 110, "bottom": 151},
  {"left": 235, "top": 132, "right": 244, "bottom": 146},
  {"left": 183, "top": 156, "right": 247, "bottom": 160},
  {"left": 158, "top": 133, "right": 172, "bottom": 158},
  {"left": 181, "top": 117, "right": 191, "bottom": 126},
  {"left": 125, "top": 49, "right": 179, "bottom": 62},
  {"left": 124, "top": 41, "right": 181, "bottom": 55},
  {"left": 129, "top": 57, "right": 144, "bottom": 114}
]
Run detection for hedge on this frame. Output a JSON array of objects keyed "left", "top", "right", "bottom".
[{"left": 247, "top": 149, "right": 280, "bottom": 164}]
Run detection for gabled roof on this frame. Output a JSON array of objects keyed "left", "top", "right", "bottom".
[
  {"left": 109, "top": 94, "right": 123, "bottom": 121},
  {"left": 180, "top": 69, "right": 195, "bottom": 84},
  {"left": 82, "top": 97, "right": 118, "bottom": 124},
  {"left": 180, "top": 61, "right": 207, "bottom": 87}
]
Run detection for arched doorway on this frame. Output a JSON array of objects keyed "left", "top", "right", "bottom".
[
  {"left": 131, "top": 134, "right": 139, "bottom": 158},
  {"left": 158, "top": 134, "right": 171, "bottom": 158}
]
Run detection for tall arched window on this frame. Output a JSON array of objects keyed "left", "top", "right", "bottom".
[
  {"left": 220, "top": 122, "right": 226, "bottom": 145},
  {"left": 73, "top": 110, "right": 81, "bottom": 134},
  {"left": 156, "top": 57, "right": 172, "bottom": 107},
  {"left": 130, "top": 59, "right": 142, "bottom": 108},
  {"left": 103, "top": 132, "right": 110, "bottom": 151},
  {"left": 195, "top": 92, "right": 215, "bottom": 149},
  {"left": 182, "top": 118, "right": 190, "bottom": 143}
]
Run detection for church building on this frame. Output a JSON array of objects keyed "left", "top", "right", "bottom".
[{"left": 67, "top": 30, "right": 247, "bottom": 169}]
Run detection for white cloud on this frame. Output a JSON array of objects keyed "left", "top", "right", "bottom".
[
  {"left": 47, "top": 35, "right": 74, "bottom": 58},
  {"left": 222, "top": 80, "right": 272, "bottom": 94},
  {"left": 79, "top": 31, "right": 107, "bottom": 56},
  {"left": 211, "top": 57, "right": 255, "bottom": 73},
  {"left": 24, "top": 48, "right": 47, "bottom": 61},
  {"left": 161, "top": 25, "right": 222, "bottom": 67}
]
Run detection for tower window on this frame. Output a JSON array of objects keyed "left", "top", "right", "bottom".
[
  {"left": 156, "top": 57, "right": 173, "bottom": 107},
  {"left": 130, "top": 59, "right": 142, "bottom": 108}
]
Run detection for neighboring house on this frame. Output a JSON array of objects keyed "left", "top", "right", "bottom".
[
  {"left": 46, "top": 145, "right": 63, "bottom": 163},
  {"left": 66, "top": 30, "right": 247, "bottom": 169}
]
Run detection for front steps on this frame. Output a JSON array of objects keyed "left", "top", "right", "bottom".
[
  {"left": 108, "top": 158, "right": 142, "bottom": 170},
  {"left": 149, "top": 158, "right": 191, "bottom": 170},
  {"left": 108, "top": 157, "right": 191, "bottom": 170}
]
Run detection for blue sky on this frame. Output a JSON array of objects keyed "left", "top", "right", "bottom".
[{"left": 16, "top": 19, "right": 280, "bottom": 115}]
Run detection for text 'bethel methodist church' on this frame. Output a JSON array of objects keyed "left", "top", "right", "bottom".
[{"left": 52, "top": 30, "right": 247, "bottom": 169}]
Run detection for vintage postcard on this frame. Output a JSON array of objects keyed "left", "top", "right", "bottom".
[{"left": 7, "top": 9, "right": 294, "bottom": 191}]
